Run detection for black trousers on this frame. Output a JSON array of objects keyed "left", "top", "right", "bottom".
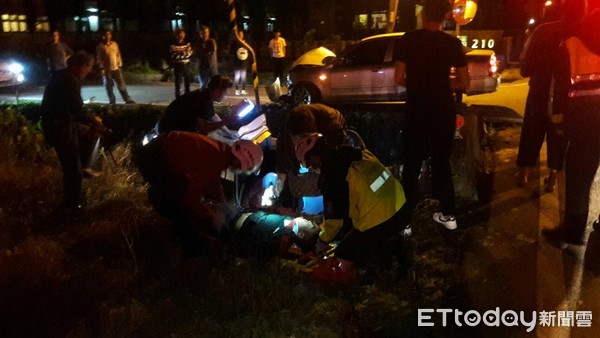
[
  {"left": 401, "top": 102, "right": 456, "bottom": 222},
  {"left": 334, "top": 212, "right": 404, "bottom": 268},
  {"left": 517, "top": 93, "right": 566, "bottom": 170},
  {"left": 271, "top": 57, "right": 285, "bottom": 82},
  {"left": 173, "top": 62, "right": 192, "bottom": 98},
  {"left": 103, "top": 69, "right": 132, "bottom": 104},
  {"left": 44, "top": 121, "right": 92, "bottom": 208},
  {"left": 563, "top": 96, "right": 600, "bottom": 243}
]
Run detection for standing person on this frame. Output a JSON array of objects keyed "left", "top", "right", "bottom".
[
  {"left": 514, "top": 1, "right": 581, "bottom": 192},
  {"left": 41, "top": 51, "right": 108, "bottom": 211},
  {"left": 96, "top": 29, "right": 135, "bottom": 104},
  {"left": 231, "top": 30, "right": 250, "bottom": 96},
  {"left": 196, "top": 26, "right": 218, "bottom": 89},
  {"left": 542, "top": 4, "right": 600, "bottom": 248},
  {"left": 46, "top": 30, "right": 73, "bottom": 74},
  {"left": 268, "top": 30, "right": 286, "bottom": 83},
  {"left": 157, "top": 74, "right": 240, "bottom": 135},
  {"left": 394, "top": 0, "right": 469, "bottom": 230},
  {"left": 170, "top": 28, "right": 194, "bottom": 98}
]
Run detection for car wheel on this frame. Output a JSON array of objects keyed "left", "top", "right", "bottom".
[{"left": 292, "top": 83, "right": 321, "bottom": 106}]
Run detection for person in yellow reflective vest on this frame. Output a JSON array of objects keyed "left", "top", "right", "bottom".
[
  {"left": 542, "top": 5, "right": 600, "bottom": 248},
  {"left": 295, "top": 133, "right": 409, "bottom": 268}
]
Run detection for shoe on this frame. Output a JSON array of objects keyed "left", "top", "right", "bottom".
[
  {"left": 515, "top": 170, "right": 528, "bottom": 187},
  {"left": 433, "top": 212, "right": 457, "bottom": 230},
  {"left": 125, "top": 99, "right": 136, "bottom": 104},
  {"left": 235, "top": 89, "right": 240, "bottom": 96},
  {"left": 241, "top": 90, "right": 247, "bottom": 95},
  {"left": 83, "top": 167, "right": 102, "bottom": 179},
  {"left": 594, "top": 218, "right": 600, "bottom": 232}
]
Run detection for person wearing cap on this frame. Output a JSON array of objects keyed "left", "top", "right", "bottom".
[
  {"left": 276, "top": 103, "right": 347, "bottom": 207},
  {"left": 169, "top": 27, "right": 194, "bottom": 98},
  {"left": 158, "top": 74, "right": 240, "bottom": 135},
  {"left": 41, "top": 51, "right": 109, "bottom": 211},
  {"left": 295, "top": 133, "right": 408, "bottom": 268},
  {"left": 141, "top": 131, "right": 263, "bottom": 257}
]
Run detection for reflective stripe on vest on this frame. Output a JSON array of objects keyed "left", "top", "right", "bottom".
[{"left": 370, "top": 170, "right": 391, "bottom": 192}]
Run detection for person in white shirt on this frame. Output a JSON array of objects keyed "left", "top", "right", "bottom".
[
  {"left": 96, "top": 30, "right": 135, "bottom": 104},
  {"left": 268, "top": 30, "right": 286, "bottom": 82}
]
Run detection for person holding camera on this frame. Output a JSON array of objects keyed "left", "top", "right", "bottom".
[{"left": 41, "top": 51, "right": 110, "bottom": 211}]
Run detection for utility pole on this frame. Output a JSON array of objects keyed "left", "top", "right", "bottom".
[{"left": 387, "top": 0, "right": 399, "bottom": 33}]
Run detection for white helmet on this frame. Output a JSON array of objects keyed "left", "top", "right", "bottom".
[
  {"left": 295, "top": 133, "right": 322, "bottom": 167},
  {"left": 232, "top": 140, "right": 263, "bottom": 174}
]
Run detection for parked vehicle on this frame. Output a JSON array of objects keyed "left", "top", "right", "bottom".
[
  {"left": 289, "top": 32, "right": 500, "bottom": 106},
  {"left": 288, "top": 33, "right": 497, "bottom": 204},
  {"left": 0, "top": 59, "right": 25, "bottom": 88}
]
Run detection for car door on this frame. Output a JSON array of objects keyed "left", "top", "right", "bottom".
[{"left": 329, "top": 38, "right": 391, "bottom": 101}]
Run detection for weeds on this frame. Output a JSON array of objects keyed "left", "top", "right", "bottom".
[{"left": 0, "top": 104, "right": 471, "bottom": 337}]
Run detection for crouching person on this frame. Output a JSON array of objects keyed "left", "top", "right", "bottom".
[
  {"left": 137, "top": 131, "right": 263, "bottom": 258},
  {"left": 295, "top": 134, "right": 410, "bottom": 268}
]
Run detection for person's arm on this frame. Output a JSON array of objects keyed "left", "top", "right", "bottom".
[
  {"left": 96, "top": 45, "right": 104, "bottom": 72},
  {"left": 64, "top": 43, "right": 73, "bottom": 59},
  {"left": 394, "top": 61, "right": 407, "bottom": 87},
  {"left": 116, "top": 43, "right": 123, "bottom": 69}
]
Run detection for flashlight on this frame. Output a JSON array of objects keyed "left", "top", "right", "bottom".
[{"left": 237, "top": 98, "right": 255, "bottom": 118}]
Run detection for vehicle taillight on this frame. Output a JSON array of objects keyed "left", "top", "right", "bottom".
[{"left": 489, "top": 54, "right": 498, "bottom": 76}]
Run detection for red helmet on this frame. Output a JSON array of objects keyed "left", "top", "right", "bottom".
[
  {"left": 295, "top": 133, "right": 322, "bottom": 167},
  {"left": 312, "top": 256, "right": 358, "bottom": 284},
  {"left": 232, "top": 140, "right": 263, "bottom": 174}
]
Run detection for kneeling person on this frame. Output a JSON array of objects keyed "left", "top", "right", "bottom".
[
  {"left": 139, "top": 131, "right": 263, "bottom": 257},
  {"left": 296, "top": 134, "right": 408, "bottom": 268}
]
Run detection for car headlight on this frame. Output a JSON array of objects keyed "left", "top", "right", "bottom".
[{"left": 8, "top": 62, "right": 24, "bottom": 75}]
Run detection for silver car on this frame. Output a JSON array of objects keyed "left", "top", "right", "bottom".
[
  {"left": 0, "top": 58, "right": 25, "bottom": 88},
  {"left": 289, "top": 33, "right": 500, "bottom": 105}
]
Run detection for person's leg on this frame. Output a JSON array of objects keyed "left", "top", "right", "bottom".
[
  {"left": 430, "top": 119, "right": 456, "bottom": 216},
  {"left": 173, "top": 63, "right": 183, "bottom": 98},
  {"left": 400, "top": 120, "right": 428, "bottom": 224},
  {"left": 233, "top": 68, "right": 241, "bottom": 93},
  {"left": 240, "top": 68, "right": 247, "bottom": 93},
  {"left": 103, "top": 72, "right": 116, "bottom": 104},
  {"left": 113, "top": 69, "right": 134, "bottom": 103},
  {"left": 544, "top": 117, "right": 567, "bottom": 192},
  {"left": 53, "top": 123, "right": 83, "bottom": 208},
  {"left": 516, "top": 96, "right": 547, "bottom": 185},
  {"left": 183, "top": 63, "right": 191, "bottom": 94}
]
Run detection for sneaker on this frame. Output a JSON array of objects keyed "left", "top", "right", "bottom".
[
  {"left": 234, "top": 89, "right": 240, "bottom": 96},
  {"left": 433, "top": 212, "right": 457, "bottom": 230},
  {"left": 241, "top": 90, "right": 247, "bottom": 95}
]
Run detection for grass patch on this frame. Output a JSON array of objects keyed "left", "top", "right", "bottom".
[{"left": 0, "top": 103, "right": 475, "bottom": 337}]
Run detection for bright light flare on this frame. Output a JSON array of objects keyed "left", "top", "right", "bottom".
[
  {"left": 545, "top": 1, "right": 553, "bottom": 6},
  {"left": 8, "top": 62, "right": 23, "bottom": 74},
  {"left": 528, "top": 18, "right": 536, "bottom": 25},
  {"left": 318, "top": 74, "right": 327, "bottom": 81}
]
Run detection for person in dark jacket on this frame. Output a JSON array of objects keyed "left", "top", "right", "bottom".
[
  {"left": 196, "top": 26, "right": 218, "bottom": 89},
  {"left": 41, "top": 51, "right": 108, "bottom": 210},
  {"left": 542, "top": 4, "right": 600, "bottom": 248}
]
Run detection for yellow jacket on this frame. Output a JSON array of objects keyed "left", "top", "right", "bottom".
[{"left": 319, "top": 150, "right": 405, "bottom": 242}]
